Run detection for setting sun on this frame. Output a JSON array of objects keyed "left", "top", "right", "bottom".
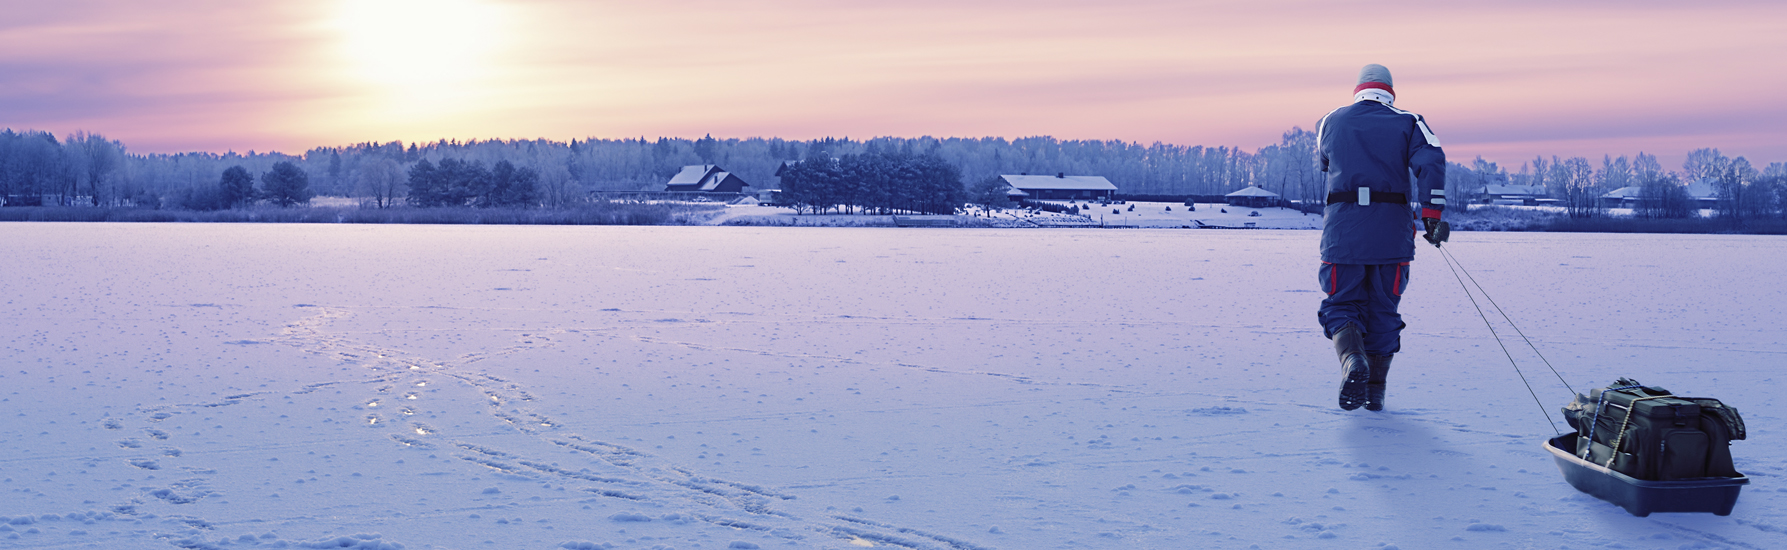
[{"left": 329, "top": 0, "right": 511, "bottom": 118}]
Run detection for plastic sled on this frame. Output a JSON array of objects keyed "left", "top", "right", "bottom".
[{"left": 1545, "top": 433, "right": 1747, "bottom": 517}]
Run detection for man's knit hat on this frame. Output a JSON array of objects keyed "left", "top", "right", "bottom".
[{"left": 1354, "top": 64, "right": 1394, "bottom": 97}]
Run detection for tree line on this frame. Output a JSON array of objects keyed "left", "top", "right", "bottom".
[
  {"left": 0, "top": 129, "right": 1330, "bottom": 211},
  {"left": 777, "top": 152, "right": 965, "bottom": 215},
  {"left": 3, "top": 126, "right": 1783, "bottom": 221},
  {"left": 405, "top": 158, "right": 539, "bottom": 208},
  {"left": 174, "top": 162, "right": 314, "bottom": 210},
  {"left": 1443, "top": 149, "right": 1787, "bottom": 222}
]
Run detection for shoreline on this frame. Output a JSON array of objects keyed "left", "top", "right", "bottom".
[{"left": 1, "top": 203, "right": 1782, "bottom": 235}]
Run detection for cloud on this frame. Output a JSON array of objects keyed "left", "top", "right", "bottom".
[{"left": 0, "top": 1, "right": 338, "bottom": 151}]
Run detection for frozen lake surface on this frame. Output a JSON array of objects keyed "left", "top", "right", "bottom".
[{"left": 2, "top": 223, "right": 1784, "bottom": 549}]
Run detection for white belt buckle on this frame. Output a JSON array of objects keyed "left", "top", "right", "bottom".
[{"left": 1358, "top": 188, "right": 1371, "bottom": 206}]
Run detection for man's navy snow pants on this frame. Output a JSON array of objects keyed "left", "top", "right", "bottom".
[{"left": 1318, "top": 262, "right": 1409, "bottom": 355}]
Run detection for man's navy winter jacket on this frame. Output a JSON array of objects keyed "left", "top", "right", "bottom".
[{"left": 1317, "top": 99, "right": 1446, "bottom": 265}]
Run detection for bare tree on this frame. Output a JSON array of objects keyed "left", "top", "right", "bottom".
[
  {"left": 1638, "top": 172, "right": 1692, "bottom": 219},
  {"left": 1682, "top": 148, "right": 1724, "bottom": 184},
  {"left": 534, "top": 161, "right": 576, "bottom": 207},
  {"left": 1468, "top": 156, "right": 1504, "bottom": 211},
  {"left": 1633, "top": 153, "right": 1661, "bottom": 179},
  {"left": 1765, "top": 163, "right": 1787, "bottom": 219},
  {"left": 1598, "top": 155, "right": 1631, "bottom": 192},
  {"left": 1559, "top": 157, "right": 1600, "bottom": 218},
  {"left": 64, "top": 132, "right": 123, "bottom": 206},
  {"left": 354, "top": 158, "right": 404, "bottom": 208},
  {"left": 1712, "top": 155, "right": 1757, "bottom": 221},
  {"left": 1528, "top": 155, "right": 1553, "bottom": 196}
]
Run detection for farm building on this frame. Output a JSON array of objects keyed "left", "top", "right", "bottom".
[
  {"left": 1599, "top": 178, "right": 1720, "bottom": 209},
  {"left": 771, "top": 160, "right": 798, "bottom": 185},
  {"left": 1000, "top": 173, "right": 1117, "bottom": 200},
  {"left": 1475, "top": 184, "right": 1551, "bottom": 205},
  {"left": 1224, "top": 185, "right": 1281, "bottom": 208},
  {"left": 665, "top": 165, "right": 751, "bottom": 193},
  {"left": 1599, "top": 186, "right": 1643, "bottom": 208}
]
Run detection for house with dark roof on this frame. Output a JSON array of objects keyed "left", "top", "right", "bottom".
[
  {"left": 665, "top": 165, "right": 750, "bottom": 193},
  {"left": 999, "top": 173, "right": 1117, "bottom": 200},
  {"left": 773, "top": 160, "right": 799, "bottom": 178},
  {"left": 1475, "top": 184, "right": 1551, "bottom": 205}
]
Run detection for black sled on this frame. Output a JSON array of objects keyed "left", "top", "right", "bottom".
[
  {"left": 1548, "top": 379, "right": 1748, "bottom": 516},
  {"left": 1545, "top": 433, "right": 1747, "bottom": 516}
]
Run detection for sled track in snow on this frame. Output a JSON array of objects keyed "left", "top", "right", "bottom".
[{"left": 67, "top": 304, "right": 1006, "bottom": 550}]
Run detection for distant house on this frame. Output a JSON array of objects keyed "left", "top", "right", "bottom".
[
  {"left": 771, "top": 160, "right": 799, "bottom": 186},
  {"left": 2, "top": 195, "right": 45, "bottom": 207},
  {"left": 1599, "top": 179, "right": 1719, "bottom": 209},
  {"left": 665, "top": 165, "right": 750, "bottom": 193},
  {"left": 1685, "top": 178, "right": 1721, "bottom": 208},
  {"left": 1224, "top": 185, "right": 1280, "bottom": 208},
  {"left": 1000, "top": 173, "right": 1117, "bottom": 200},
  {"left": 1599, "top": 186, "right": 1644, "bottom": 209},
  {"left": 754, "top": 188, "right": 785, "bottom": 204},
  {"left": 1475, "top": 184, "right": 1549, "bottom": 205}
]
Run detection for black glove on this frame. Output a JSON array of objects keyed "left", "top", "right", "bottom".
[{"left": 1422, "top": 217, "right": 1450, "bottom": 248}]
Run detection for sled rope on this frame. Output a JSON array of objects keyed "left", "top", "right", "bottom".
[
  {"left": 1439, "top": 246, "right": 1576, "bottom": 395},
  {"left": 1583, "top": 384, "right": 1646, "bottom": 459},
  {"left": 1437, "top": 246, "right": 1560, "bottom": 435}
]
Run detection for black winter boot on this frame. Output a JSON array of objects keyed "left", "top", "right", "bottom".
[
  {"left": 1365, "top": 354, "right": 1393, "bottom": 412},
  {"left": 1332, "top": 323, "right": 1369, "bottom": 411}
]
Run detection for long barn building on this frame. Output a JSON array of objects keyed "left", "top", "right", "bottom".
[{"left": 1001, "top": 173, "right": 1117, "bottom": 200}]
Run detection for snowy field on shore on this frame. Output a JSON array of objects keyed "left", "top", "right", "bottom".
[
  {"left": 2, "top": 223, "right": 1784, "bottom": 550},
  {"left": 709, "top": 202, "right": 1323, "bottom": 229}
]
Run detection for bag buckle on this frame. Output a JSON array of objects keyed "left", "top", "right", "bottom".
[{"left": 1358, "top": 188, "right": 1371, "bottom": 206}]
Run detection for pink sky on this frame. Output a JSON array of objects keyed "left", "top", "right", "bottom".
[{"left": 4, "top": 0, "right": 1784, "bottom": 169}]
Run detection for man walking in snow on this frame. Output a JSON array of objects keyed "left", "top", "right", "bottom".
[{"left": 1316, "top": 64, "right": 1449, "bottom": 411}]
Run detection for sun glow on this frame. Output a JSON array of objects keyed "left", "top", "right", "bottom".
[{"left": 329, "top": 0, "right": 511, "bottom": 120}]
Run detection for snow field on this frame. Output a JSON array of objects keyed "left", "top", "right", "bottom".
[{"left": 1, "top": 223, "right": 1783, "bottom": 549}]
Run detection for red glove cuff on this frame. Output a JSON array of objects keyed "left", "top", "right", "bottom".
[{"left": 1421, "top": 208, "right": 1442, "bottom": 220}]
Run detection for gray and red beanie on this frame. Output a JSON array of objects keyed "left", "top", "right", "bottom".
[{"left": 1354, "top": 64, "right": 1394, "bottom": 96}]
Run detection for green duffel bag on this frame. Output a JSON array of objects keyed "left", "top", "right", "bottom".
[
  {"left": 1562, "top": 378, "right": 1742, "bottom": 481},
  {"left": 1685, "top": 397, "right": 1745, "bottom": 478}
]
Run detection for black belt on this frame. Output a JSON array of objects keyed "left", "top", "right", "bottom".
[{"left": 1326, "top": 190, "right": 1407, "bottom": 205}]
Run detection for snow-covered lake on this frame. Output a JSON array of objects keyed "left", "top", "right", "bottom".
[{"left": 3, "top": 223, "right": 1783, "bottom": 550}]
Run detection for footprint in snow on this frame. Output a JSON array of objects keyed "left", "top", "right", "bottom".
[{"left": 1189, "top": 406, "right": 1248, "bottom": 416}]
